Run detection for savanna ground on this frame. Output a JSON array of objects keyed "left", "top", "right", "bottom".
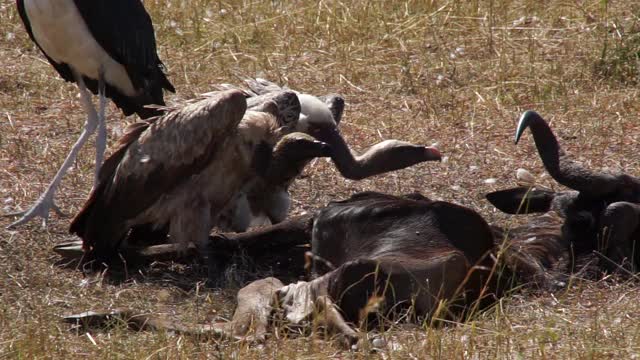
[{"left": 1, "top": 0, "right": 640, "bottom": 358}]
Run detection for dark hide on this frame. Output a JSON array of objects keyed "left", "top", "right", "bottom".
[
  {"left": 223, "top": 191, "right": 567, "bottom": 326},
  {"left": 311, "top": 192, "right": 494, "bottom": 272},
  {"left": 60, "top": 190, "right": 571, "bottom": 342}
]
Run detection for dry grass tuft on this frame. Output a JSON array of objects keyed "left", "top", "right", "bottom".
[{"left": 1, "top": 0, "right": 640, "bottom": 358}]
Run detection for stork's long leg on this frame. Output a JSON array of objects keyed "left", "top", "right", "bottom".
[
  {"left": 5, "top": 72, "right": 99, "bottom": 229},
  {"left": 94, "top": 71, "right": 108, "bottom": 186}
]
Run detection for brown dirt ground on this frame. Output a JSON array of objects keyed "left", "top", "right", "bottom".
[{"left": 1, "top": 1, "right": 639, "bottom": 358}]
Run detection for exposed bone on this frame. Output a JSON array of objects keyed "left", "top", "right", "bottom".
[
  {"left": 312, "top": 295, "right": 359, "bottom": 347},
  {"left": 62, "top": 278, "right": 283, "bottom": 341},
  {"left": 63, "top": 308, "right": 230, "bottom": 337},
  {"left": 62, "top": 276, "right": 360, "bottom": 344},
  {"left": 224, "top": 277, "right": 284, "bottom": 341}
]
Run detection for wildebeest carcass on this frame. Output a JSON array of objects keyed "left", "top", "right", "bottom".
[
  {"left": 64, "top": 190, "right": 569, "bottom": 345},
  {"left": 487, "top": 111, "right": 640, "bottom": 273}
]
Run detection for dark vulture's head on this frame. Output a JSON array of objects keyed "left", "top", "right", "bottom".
[
  {"left": 273, "top": 132, "right": 332, "bottom": 162},
  {"left": 254, "top": 132, "right": 332, "bottom": 185}
]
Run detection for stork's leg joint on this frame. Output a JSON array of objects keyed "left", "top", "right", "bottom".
[{"left": 4, "top": 71, "right": 100, "bottom": 229}]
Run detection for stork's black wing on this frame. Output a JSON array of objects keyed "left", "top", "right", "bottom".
[
  {"left": 16, "top": 0, "right": 174, "bottom": 118},
  {"left": 72, "top": 0, "right": 175, "bottom": 117}
]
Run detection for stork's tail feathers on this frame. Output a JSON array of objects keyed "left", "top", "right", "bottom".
[
  {"left": 130, "top": 68, "right": 176, "bottom": 119},
  {"left": 79, "top": 61, "right": 175, "bottom": 119}
]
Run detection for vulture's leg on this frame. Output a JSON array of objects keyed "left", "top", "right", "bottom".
[
  {"left": 207, "top": 213, "right": 314, "bottom": 282},
  {"left": 168, "top": 201, "right": 211, "bottom": 259},
  {"left": 229, "top": 193, "right": 252, "bottom": 232},
  {"left": 210, "top": 213, "right": 314, "bottom": 255},
  {"left": 6, "top": 71, "right": 98, "bottom": 228},
  {"left": 262, "top": 189, "right": 291, "bottom": 224},
  {"left": 600, "top": 202, "right": 640, "bottom": 273},
  {"left": 94, "top": 70, "right": 108, "bottom": 186},
  {"left": 310, "top": 126, "right": 441, "bottom": 180}
]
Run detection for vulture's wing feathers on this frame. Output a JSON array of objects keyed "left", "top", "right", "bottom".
[
  {"left": 70, "top": 90, "right": 247, "bottom": 259},
  {"left": 244, "top": 78, "right": 288, "bottom": 95},
  {"left": 69, "top": 120, "right": 153, "bottom": 239},
  {"left": 214, "top": 79, "right": 301, "bottom": 128}
]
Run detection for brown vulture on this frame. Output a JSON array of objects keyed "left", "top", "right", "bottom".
[{"left": 69, "top": 90, "right": 330, "bottom": 265}]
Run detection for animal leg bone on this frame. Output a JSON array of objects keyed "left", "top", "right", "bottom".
[
  {"left": 313, "top": 295, "right": 359, "bottom": 347},
  {"left": 63, "top": 308, "right": 235, "bottom": 339}
]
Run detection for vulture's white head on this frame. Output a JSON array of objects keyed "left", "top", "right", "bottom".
[{"left": 296, "top": 93, "right": 336, "bottom": 132}]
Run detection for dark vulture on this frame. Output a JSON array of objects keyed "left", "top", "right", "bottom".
[
  {"left": 10, "top": 0, "right": 174, "bottom": 227},
  {"left": 215, "top": 79, "right": 442, "bottom": 231},
  {"left": 217, "top": 132, "right": 331, "bottom": 232},
  {"left": 495, "top": 110, "right": 640, "bottom": 272}
]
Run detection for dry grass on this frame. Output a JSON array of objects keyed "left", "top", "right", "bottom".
[{"left": 1, "top": 0, "right": 640, "bottom": 358}]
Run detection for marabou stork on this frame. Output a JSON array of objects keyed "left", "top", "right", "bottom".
[{"left": 9, "top": 0, "right": 174, "bottom": 227}]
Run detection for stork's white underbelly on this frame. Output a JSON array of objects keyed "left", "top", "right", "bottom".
[{"left": 23, "top": 0, "right": 136, "bottom": 96}]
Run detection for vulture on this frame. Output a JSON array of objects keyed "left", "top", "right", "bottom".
[
  {"left": 218, "top": 79, "right": 441, "bottom": 180},
  {"left": 69, "top": 90, "right": 330, "bottom": 265},
  {"left": 490, "top": 110, "right": 640, "bottom": 272},
  {"left": 10, "top": 0, "right": 174, "bottom": 228},
  {"left": 217, "top": 132, "right": 330, "bottom": 232},
  {"left": 215, "top": 79, "right": 442, "bottom": 231}
]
